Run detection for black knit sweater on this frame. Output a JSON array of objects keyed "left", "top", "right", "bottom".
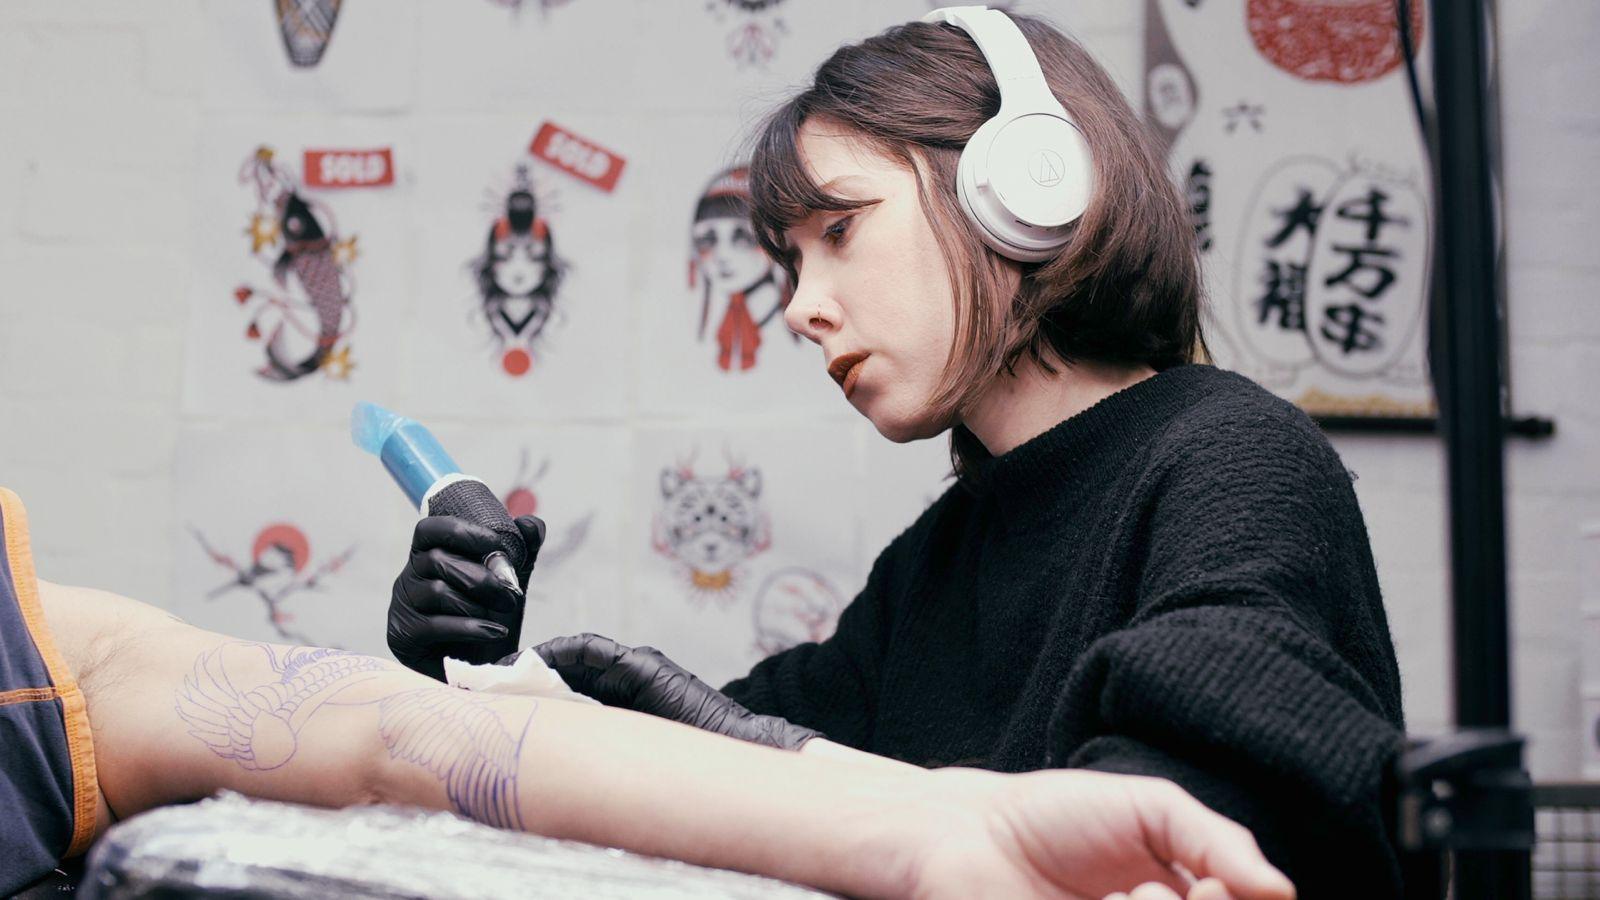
[{"left": 720, "top": 364, "right": 1407, "bottom": 896}]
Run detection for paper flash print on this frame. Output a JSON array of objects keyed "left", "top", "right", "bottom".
[
  {"left": 752, "top": 567, "right": 845, "bottom": 656},
  {"left": 652, "top": 449, "right": 771, "bottom": 607},
  {"left": 500, "top": 449, "right": 592, "bottom": 570},
  {"left": 234, "top": 146, "right": 360, "bottom": 383},
  {"left": 189, "top": 522, "right": 357, "bottom": 646},
  {"left": 1246, "top": 0, "right": 1424, "bottom": 84},
  {"left": 703, "top": 0, "right": 788, "bottom": 68},
  {"left": 689, "top": 167, "right": 795, "bottom": 374},
  {"left": 470, "top": 165, "right": 568, "bottom": 378},
  {"left": 273, "top": 0, "right": 343, "bottom": 68}
]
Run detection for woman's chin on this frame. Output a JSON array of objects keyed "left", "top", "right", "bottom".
[{"left": 867, "top": 405, "right": 950, "bottom": 444}]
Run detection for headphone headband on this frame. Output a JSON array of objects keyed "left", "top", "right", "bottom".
[
  {"left": 921, "top": 6, "right": 1062, "bottom": 117},
  {"left": 921, "top": 5, "right": 1094, "bottom": 261}
]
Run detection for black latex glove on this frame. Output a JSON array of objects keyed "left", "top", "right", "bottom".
[
  {"left": 388, "top": 514, "right": 546, "bottom": 681},
  {"left": 510, "top": 633, "right": 822, "bottom": 751}
]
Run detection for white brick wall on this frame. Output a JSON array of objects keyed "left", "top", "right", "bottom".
[{"left": 0, "top": 0, "right": 1595, "bottom": 779}]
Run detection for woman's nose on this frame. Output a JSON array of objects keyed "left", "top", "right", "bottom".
[{"left": 784, "top": 283, "right": 835, "bottom": 344}]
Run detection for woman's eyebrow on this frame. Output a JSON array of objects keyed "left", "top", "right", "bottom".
[{"left": 816, "top": 175, "right": 856, "bottom": 191}]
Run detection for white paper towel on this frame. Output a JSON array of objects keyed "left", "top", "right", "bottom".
[{"left": 443, "top": 649, "right": 600, "bottom": 705}]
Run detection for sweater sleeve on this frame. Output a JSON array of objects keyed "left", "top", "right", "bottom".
[
  {"left": 1049, "top": 408, "right": 1407, "bottom": 896},
  {"left": 718, "top": 530, "right": 905, "bottom": 749}
]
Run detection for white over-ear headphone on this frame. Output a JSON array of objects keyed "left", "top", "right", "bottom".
[{"left": 921, "top": 6, "right": 1094, "bottom": 262}]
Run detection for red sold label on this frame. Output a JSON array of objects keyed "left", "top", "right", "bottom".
[
  {"left": 303, "top": 148, "right": 394, "bottom": 188},
  {"left": 529, "top": 122, "right": 626, "bottom": 193}
]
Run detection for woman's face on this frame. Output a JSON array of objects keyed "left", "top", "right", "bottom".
[
  {"left": 781, "top": 120, "right": 959, "bottom": 442},
  {"left": 692, "top": 216, "right": 769, "bottom": 292},
  {"left": 491, "top": 236, "right": 548, "bottom": 297}
]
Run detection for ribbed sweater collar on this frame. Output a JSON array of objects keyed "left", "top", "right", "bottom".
[{"left": 969, "top": 364, "right": 1214, "bottom": 531}]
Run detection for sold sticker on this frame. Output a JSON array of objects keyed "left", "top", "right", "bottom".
[
  {"left": 303, "top": 148, "right": 395, "bottom": 188},
  {"left": 529, "top": 122, "right": 626, "bottom": 193}
]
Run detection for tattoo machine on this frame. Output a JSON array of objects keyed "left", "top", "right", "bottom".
[{"left": 350, "top": 401, "right": 524, "bottom": 596}]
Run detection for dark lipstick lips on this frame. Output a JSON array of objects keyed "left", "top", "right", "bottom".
[{"left": 827, "top": 351, "right": 869, "bottom": 387}]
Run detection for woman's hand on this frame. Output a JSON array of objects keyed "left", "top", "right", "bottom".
[
  {"left": 386, "top": 515, "right": 545, "bottom": 680},
  {"left": 524, "top": 633, "right": 822, "bottom": 750},
  {"left": 896, "top": 769, "right": 1295, "bottom": 900}
]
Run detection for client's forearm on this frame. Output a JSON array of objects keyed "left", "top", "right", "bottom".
[
  {"left": 43, "top": 581, "right": 1299, "bottom": 900},
  {"left": 155, "top": 637, "right": 914, "bottom": 897},
  {"left": 380, "top": 692, "right": 920, "bottom": 896},
  {"left": 801, "top": 737, "right": 921, "bottom": 773}
]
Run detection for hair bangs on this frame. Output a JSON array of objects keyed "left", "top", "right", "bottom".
[{"left": 749, "top": 103, "right": 876, "bottom": 280}]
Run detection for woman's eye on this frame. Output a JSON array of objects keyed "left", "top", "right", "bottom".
[{"left": 822, "top": 216, "right": 852, "bottom": 247}]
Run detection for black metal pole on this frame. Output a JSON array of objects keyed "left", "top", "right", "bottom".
[{"left": 1425, "top": 0, "right": 1530, "bottom": 894}]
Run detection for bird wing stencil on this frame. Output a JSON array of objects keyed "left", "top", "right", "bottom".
[
  {"left": 377, "top": 689, "right": 531, "bottom": 831},
  {"left": 175, "top": 642, "right": 388, "bottom": 771}
]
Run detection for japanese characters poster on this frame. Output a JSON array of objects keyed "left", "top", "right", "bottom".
[{"left": 1144, "top": 0, "right": 1435, "bottom": 418}]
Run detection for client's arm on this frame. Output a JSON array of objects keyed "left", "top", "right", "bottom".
[{"left": 41, "top": 579, "right": 1293, "bottom": 900}]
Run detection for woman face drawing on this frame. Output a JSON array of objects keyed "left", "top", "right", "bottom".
[
  {"left": 692, "top": 214, "right": 769, "bottom": 294},
  {"left": 490, "top": 231, "right": 549, "bottom": 298}
]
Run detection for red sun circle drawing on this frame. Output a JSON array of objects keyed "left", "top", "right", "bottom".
[
  {"left": 1246, "top": 0, "right": 1424, "bottom": 84},
  {"left": 504, "top": 487, "right": 538, "bottom": 519},
  {"left": 502, "top": 348, "right": 533, "bottom": 377},
  {"left": 252, "top": 523, "right": 311, "bottom": 573}
]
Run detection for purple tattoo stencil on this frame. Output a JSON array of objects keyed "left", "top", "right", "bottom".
[
  {"left": 378, "top": 689, "right": 532, "bottom": 830},
  {"left": 176, "top": 641, "right": 538, "bottom": 829}
]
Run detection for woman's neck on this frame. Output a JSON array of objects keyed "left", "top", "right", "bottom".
[{"left": 960, "top": 354, "right": 1157, "bottom": 457}]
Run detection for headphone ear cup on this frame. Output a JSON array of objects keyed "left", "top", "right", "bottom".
[
  {"left": 954, "top": 140, "right": 1004, "bottom": 255},
  {"left": 956, "top": 112, "right": 1089, "bottom": 263},
  {"left": 956, "top": 118, "right": 1026, "bottom": 260}
]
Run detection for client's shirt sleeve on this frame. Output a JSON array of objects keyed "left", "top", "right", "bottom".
[{"left": 0, "top": 488, "right": 98, "bottom": 895}]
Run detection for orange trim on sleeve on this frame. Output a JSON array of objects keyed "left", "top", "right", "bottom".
[
  {"left": 0, "top": 488, "right": 99, "bottom": 857},
  {"left": 0, "top": 686, "right": 60, "bottom": 706}
]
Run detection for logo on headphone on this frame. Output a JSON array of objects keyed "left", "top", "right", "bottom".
[{"left": 1028, "top": 149, "right": 1066, "bottom": 187}]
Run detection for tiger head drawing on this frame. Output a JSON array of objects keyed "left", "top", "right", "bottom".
[{"left": 652, "top": 454, "right": 771, "bottom": 602}]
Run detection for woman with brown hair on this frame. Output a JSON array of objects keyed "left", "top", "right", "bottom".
[{"left": 386, "top": 8, "right": 1406, "bottom": 895}]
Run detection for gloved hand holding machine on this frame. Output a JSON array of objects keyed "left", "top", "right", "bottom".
[{"left": 355, "top": 400, "right": 832, "bottom": 753}]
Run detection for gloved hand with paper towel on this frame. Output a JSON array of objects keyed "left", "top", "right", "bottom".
[
  {"left": 443, "top": 640, "right": 599, "bottom": 705},
  {"left": 505, "top": 633, "right": 823, "bottom": 751}
]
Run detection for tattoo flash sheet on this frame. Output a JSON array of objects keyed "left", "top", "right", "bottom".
[
  {"left": 184, "top": 118, "right": 411, "bottom": 420},
  {"left": 422, "top": 423, "right": 630, "bottom": 646},
  {"left": 631, "top": 115, "right": 841, "bottom": 418},
  {"left": 404, "top": 115, "right": 632, "bottom": 420},
  {"left": 627, "top": 0, "right": 887, "bottom": 112},
  {"left": 174, "top": 424, "right": 407, "bottom": 655},
  {"left": 1145, "top": 0, "right": 1435, "bottom": 418},
  {"left": 627, "top": 424, "right": 861, "bottom": 687},
  {"left": 416, "top": 0, "right": 649, "bottom": 113},
  {"left": 201, "top": 1, "right": 417, "bottom": 112}
]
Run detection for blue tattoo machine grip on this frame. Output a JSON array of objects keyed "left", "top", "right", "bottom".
[{"left": 351, "top": 401, "right": 525, "bottom": 594}]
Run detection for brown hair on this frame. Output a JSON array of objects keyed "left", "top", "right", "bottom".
[{"left": 747, "top": 13, "right": 1205, "bottom": 484}]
